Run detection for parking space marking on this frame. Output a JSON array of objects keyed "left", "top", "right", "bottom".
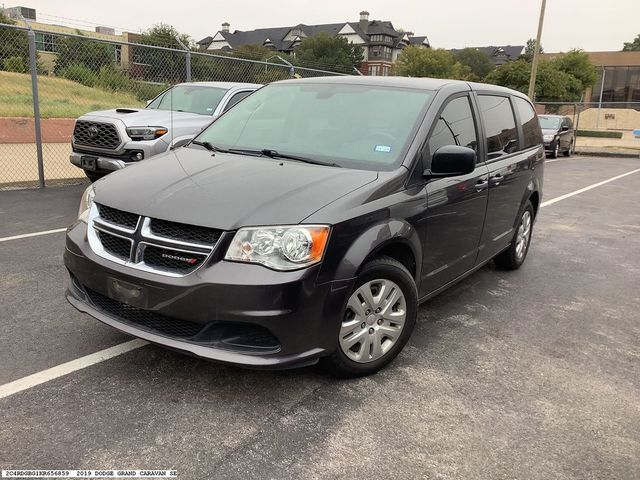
[
  {"left": 1, "top": 166, "right": 639, "bottom": 400},
  {"left": 540, "top": 168, "right": 640, "bottom": 208},
  {"left": 0, "top": 339, "right": 147, "bottom": 400},
  {"left": 0, "top": 227, "right": 67, "bottom": 243}
]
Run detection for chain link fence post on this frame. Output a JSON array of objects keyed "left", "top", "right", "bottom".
[
  {"left": 27, "top": 27, "right": 45, "bottom": 188},
  {"left": 175, "top": 36, "right": 191, "bottom": 82}
]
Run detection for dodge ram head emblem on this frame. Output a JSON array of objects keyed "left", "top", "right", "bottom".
[{"left": 87, "top": 125, "right": 99, "bottom": 137}]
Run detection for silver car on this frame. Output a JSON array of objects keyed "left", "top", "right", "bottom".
[{"left": 70, "top": 82, "right": 262, "bottom": 181}]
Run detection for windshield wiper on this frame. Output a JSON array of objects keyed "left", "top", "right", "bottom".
[
  {"left": 249, "top": 148, "right": 342, "bottom": 168},
  {"left": 190, "top": 140, "right": 229, "bottom": 153}
]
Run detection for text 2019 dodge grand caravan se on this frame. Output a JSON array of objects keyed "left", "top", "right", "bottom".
[{"left": 65, "top": 77, "right": 544, "bottom": 377}]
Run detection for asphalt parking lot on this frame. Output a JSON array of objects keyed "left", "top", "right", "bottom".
[{"left": 1, "top": 155, "right": 639, "bottom": 479}]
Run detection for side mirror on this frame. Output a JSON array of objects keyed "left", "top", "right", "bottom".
[
  {"left": 561, "top": 125, "right": 570, "bottom": 132},
  {"left": 424, "top": 145, "right": 476, "bottom": 178}
]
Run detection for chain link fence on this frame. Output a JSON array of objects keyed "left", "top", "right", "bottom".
[
  {"left": 535, "top": 101, "right": 640, "bottom": 155},
  {"left": 0, "top": 22, "right": 350, "bottom": 190}
]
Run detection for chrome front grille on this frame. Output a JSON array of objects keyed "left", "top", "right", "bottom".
[
  {"left": 73, "top": 120, "right": 121, "bottom": 150},
  {"left": 88, "top": 203, "right": 222, "bottom": 277}
]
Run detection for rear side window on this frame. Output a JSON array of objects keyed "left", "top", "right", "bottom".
[
  {"left": 513, "top": 97, "right": 542, "bottom": 149},
  {"left": 478, "top": 95, "right": 518, "bottom": 159},
  {"left": 427, "top": 96, "right": 478, "bottom": 159}
]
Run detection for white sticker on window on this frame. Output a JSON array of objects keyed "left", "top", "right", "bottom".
[
  {"left": 206, "top": 107, "right": 213, "bottom": 111},
  {"left": 374, "top": 145, "right": 391, "bottom": 153}
]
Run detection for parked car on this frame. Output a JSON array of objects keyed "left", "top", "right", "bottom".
[
  {"left": 539, "top": 114, "right": 575, "bottom": 158},
  {"left": 65, "top": 77, "right": 544, "bottom": 377},
  {"left": 70, "top": 81, "right": 262, "bottom": 181}
]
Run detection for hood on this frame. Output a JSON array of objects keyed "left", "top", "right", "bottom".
[
  {"left": 541, "top": 128, "right": 559, "bottom": 136},
  {"left": 93, "top": 147, "right": 378, "bottom": 230},
  {"left": 83, "top": 108, "right": 211, "bottom": 128}
]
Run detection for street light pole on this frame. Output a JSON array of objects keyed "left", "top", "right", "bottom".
[{"left": 528, "top": 0, "right": 547, "bottom": 100}]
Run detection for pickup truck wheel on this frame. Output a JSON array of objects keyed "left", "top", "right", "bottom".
[
  {"left": 321, "top": 256, "right": 417, "bottom": 378},
  {"left": 494, "top": 201, "right": 534, "bottom": 270},
  {"left": 84, "top": 171, "right": 103, "bottom": 183}
]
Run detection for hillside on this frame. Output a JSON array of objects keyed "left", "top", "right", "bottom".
[{"left": 0, "top": 71, "right": 143, "bottom": 118}]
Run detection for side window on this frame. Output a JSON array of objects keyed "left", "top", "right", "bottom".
[
  {"left": 427, "top": 96, "right": 478, "bottom": 162},
  {"left": 564, "top": 117, "right": 573, "bottom": 129},
  {"left": 223, "top": 91, "right": 252, "bottom": 113},
  {"left": 513, "top": 96, "right": 542, "bottom": 149},
  {"left": 478, "top": 95, "right": 519, "bottom": 159}
]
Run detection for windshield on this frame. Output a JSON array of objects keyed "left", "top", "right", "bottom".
[
  {"left": 539, "top": 116, "right": 561, "bottom": 129},
  {"left": 193, "top": 83, "right": 433, "bottom": 170},
  {"left": 147, "top": 85, "right": 227, "bottom": 116}
]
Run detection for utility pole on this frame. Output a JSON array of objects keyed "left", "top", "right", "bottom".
[{"left": 528, "top": 0, "right": 547, "bottom": 100}]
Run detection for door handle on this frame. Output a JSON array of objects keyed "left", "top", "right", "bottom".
[
  {"left": 475, "top": 179, "right": 489, "bottom": 191},
  {"left": 490, "top": 174, "right": 503, "bottom": 186}
]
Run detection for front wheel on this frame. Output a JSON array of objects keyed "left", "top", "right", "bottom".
[
  {"left": 84, "top": 171, "right": 104, "bottom": 182},
  {"left": 549, "top": 141, "right": 559, "bottom": 159},
  {"left": 563, "top": 139, "right": 573, "bottom": 157},
  {"left": 494, "top": 201, "right": 534, "bottom": 270},
  {"left": 321, "top": 256, "right": 417, "bottom": 378}
]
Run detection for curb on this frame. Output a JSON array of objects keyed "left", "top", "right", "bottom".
[{"left": 575, "top": 150, "right": 640, "bottom": 159}]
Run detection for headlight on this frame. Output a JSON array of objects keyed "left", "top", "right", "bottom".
[
  {"left": 126, "top": 126, "right": 168, "bottom": 141},
  {"left": 543, "top": 134, "right": 555, "bottom": 142},
  {"left": 78, "top": 184, "right": 95, "bottom": 222},
  {"left": 225, "top": 225, "right": 330, "bottom": 270}
]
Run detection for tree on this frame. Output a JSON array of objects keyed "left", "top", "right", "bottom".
[
  {"left": 521, "top": 38, "right": 543, "bottom": 62},
  {"left": 484, "top": 59, "right": 583, "bottom": 102},
  {"left": 54, "top": 30, "right": 115, "bottom": 74},
  {"left": 393, "top": 46, "right": 471, "bottom": 79},
  {"left": 0, "top": 12, "right": 30, "bottom": 72},
  {"left": 622, "top": 34, "right": 640, "bottom": 51},
  {"left": 452, "top": 48, "right": 494, "bottom": 80},
  {"left": 549, "top": 49, "right": 598, "bottom": 95},
  {"left": 135, "top": 24, "right": 192, "bottom": 82},
  {"left": 294, "top": 33, "right": 364, "bottom": 72}
]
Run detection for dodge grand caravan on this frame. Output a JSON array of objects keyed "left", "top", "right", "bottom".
[{"left": 65, "top": 76, "right": 544, "bottom": 377}]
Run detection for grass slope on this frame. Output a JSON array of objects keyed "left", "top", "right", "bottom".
[{"left": 0, "top": 71, "right": 142, "bottom": 118}]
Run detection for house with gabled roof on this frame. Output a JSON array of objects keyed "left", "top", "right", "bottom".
[{"left": 197, "top": 11, "right": 430, "bottom": 75}]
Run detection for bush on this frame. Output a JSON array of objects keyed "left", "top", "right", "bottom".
[
  {"left": 94, "top": 65, "right": 133, "bottom": 92},
  {"left": 576, "top": 130, "right": 623, "bottom": 139},
  {"left": 2, "top": 56, "right": 27, "bottom": 73},
  {"left": 57, "top": 63, "right": 97, "bottom": 87},
  {"left": 132, "top": 82, "right": 168, "bottom": 102}
]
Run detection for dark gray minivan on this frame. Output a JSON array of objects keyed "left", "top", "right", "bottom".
[{"left": 65, "top": 77, "right": 544, "bottom": 377}]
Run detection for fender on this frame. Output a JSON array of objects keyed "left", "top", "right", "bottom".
[
  {"left": 514, "top": 174, "right": 542, "bottom": 228},
  {"left": 331, "top": 218, "right": 423, "bottom": 283}
]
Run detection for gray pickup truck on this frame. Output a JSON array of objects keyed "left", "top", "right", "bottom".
[{"left": 70, "top": 81, "right": 261, "bottom": 181}]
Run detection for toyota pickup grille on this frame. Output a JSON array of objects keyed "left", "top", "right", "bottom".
[{"left": 73, "top": 120, "right": 121, "bottom": 150}]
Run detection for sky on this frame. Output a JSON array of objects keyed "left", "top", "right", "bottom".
[{"left": 9, "top": 0, "right": 640, "bottom": 52}]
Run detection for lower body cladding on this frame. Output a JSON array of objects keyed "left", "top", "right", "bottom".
[{"left": 64, "top": 222, "right": 354, "bottom": 369}]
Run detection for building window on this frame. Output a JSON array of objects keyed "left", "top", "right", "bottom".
[
  {"left": 369, "top": 34, "right": 391, "bottom": 43},
  {"left": 368, "top": 64, "right": 380, "bottom": 76},
  {"left": 369, "top": 45, "right": 392, "bottom": 59},
  {"left": 591, "top": 66, "right": 640, "bottom": 106},
  {"left": 35, "top": 33, "right": 57, "bottom": 52},
  {"left": 114, "top": 45, "right": 122, "bottom": 65}
]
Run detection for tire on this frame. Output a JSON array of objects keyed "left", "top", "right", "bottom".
[
  {"left": 549, "top": 140, "right": 559, "bottom": 159},
  {"left": 563, "top": 139, "right": 573, "bottom": 157},
  {"left": 321, "top": 255, "right": 418, "bottom": 378},
  {"left": 84, "top": 171, "right": 104, "bottom": 182},
  {"left": 494, "top": 200, "right": 534, "bottom": 270}
]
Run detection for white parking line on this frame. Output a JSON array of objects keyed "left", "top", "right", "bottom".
[
  {"left": 1, "top": 166, "right": 639, "bottom": 400},
  {"left": 0, "top": 228, "right": 67, "bottom": 243},
  {"left": 0, "top": 339, "right": 147, "bottom": 400},
  {"left": 541, "top": 168, "right": 640, "bottom": 208}
]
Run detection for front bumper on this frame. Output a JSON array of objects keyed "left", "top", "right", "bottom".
[
  {"left": 64, "top": 221, "right": 354, "bottom": 369},
  {"left": 70, "top": 152, "right": 128, "bottom": 172},
  {"left": 543, "top": 138, "right": 558, "bottom": 153}
]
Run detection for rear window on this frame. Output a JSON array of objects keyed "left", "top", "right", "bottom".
[
  {"left": 478, "top": 95, "right": 518, "bottom": 160},
  {"left": 513, "top": 97, "right": 542, "bottom": 149}
]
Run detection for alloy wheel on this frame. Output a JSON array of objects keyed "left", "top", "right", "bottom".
[
  {"left": 515, "top": 210, "right": 532, "bottom": 261},
  {"left": 339, "top": 279, "right": 407, "bottom": 363}
]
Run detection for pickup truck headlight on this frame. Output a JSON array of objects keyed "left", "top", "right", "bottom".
[
  {"left": 543, "top": 134, "right": 556, "bottom": 142},
  {"left": 78, "top": 184, "right": 95, "bottom": 223},
  {"left": 225, "top": 225, "right": 330, "bottom": 270},
  {"left": 126, "top": 126, "right": 168, "bottom": 141}
]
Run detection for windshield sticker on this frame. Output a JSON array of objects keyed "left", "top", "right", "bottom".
[
  {"left": 374, "top": 145, "right": 392, "bottom": 153},
  {"left": 206, "top": 107, "right": 213, "bottom": 112}
]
